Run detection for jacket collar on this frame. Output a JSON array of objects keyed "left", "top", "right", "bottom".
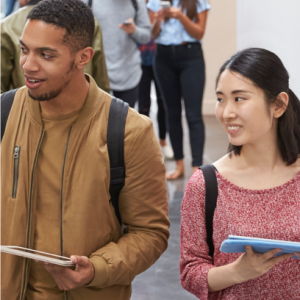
[
  {"left": 26, "top": 0, "right": 42, "bottom": 6},
  {"left": 26, "top": 74, "right": 107, "bottom": 127}
]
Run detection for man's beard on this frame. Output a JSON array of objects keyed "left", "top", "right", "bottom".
[
  {"left": 28, "top": 59, "right": 75, "bottom": 102},
  {"left": 28, "top": 88, "right": 63, "bottom": 101}
]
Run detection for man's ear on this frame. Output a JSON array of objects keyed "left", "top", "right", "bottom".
[
  {"left": 76, "top": 47, "right": 94, "bottom": 70},
  {"left": 273, "top": 92, "right": 289, "bottom": 118}
]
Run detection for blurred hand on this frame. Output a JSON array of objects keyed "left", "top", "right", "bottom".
[
  {"left": 232, "top": 246, "right": 294, "bottom": 283},
  {"left": 42, "top": 255, "right": 94, "bottom": 290},
  {"left": 154, "top": 9, "right": 167, "bottom": 22},
  {"left": 163, "top": 7, "right": 183, "bottom": 20},
  {"left": 119, "top": 18, "right": 136, "bottom": 34}
]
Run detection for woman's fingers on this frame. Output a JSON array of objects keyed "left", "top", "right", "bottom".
[{"left": 266, "top": 252, "right": 294, "bottom": 268}]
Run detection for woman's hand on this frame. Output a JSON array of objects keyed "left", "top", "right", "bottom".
[
  {"left": 232, "top": 246, "right": 294, "bottom": 283},
  {"left": 163, "top": 7, "right": 184, "bottom": 20},
  {"left": 295, "top": 252, "right": 300, "bottom": 259},
  {"left": 154, "top": 9, "right": 167, "bottom": 22},
  {"left": 119, "top": 18, "right": 136, "bottom": 34},
  {"left": 208, "top": 246, "right": 294, "bottom": 292}
]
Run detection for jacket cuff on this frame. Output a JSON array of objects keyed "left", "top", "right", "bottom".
[
  {"left": 130, "top": 26, "right": 151, "bottom": 44},
  {"left": 87, "top": 256, "right": 109, "bottom": 287}
]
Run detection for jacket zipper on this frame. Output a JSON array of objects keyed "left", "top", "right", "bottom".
[
  {"left": 20, "top": 129, "right": 45, "bottom": 300},
  {"left": 12, "top": 146, "right": 21, "bottom": 198},
  {"left": 61, "top": 127, "right": 72, "bottom": 300}
]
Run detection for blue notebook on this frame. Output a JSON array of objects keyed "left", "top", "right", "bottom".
[{"left": 220, "top": 235, "right": 300, "bottom": 259}]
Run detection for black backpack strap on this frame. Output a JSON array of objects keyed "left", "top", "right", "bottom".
[
  {"left": 1, "top": 89, "right": 18, "bottom": 141},
  {"left": 88, "top": 0, "right": 92, "bottom": 8},
  {"left": 107, "top": 97, "right": 129, "bottom": 224},
  {"left": 199, "top": 164, "right": 218, "bottom": 258},
  {"left": 131, "top": 0, "right": 138, "bottom": 21}
]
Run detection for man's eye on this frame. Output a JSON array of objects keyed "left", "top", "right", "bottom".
[
  {"left": 42, "top": 53, "right": 52, "bottom": 59},
  {"left": 20, "top": 46, "right": 27, "bottom": 53}
]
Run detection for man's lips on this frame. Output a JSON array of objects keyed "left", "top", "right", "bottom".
[{"left": 25, "top": 77, "right": 45, "bottom": 89}]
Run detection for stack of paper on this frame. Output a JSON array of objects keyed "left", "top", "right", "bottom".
[{"left": 0, "top": 246, "right": 75, "bottom": 266}]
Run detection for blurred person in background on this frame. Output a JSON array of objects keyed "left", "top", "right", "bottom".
[
  {"left": 5, "top": 0, "right": 16, "bottom": 16},
  {"left": 1, "top": 0, "right": 110, "bottom": 93},
  {"left": 138, "top": 0, "right": 173, "bottom": 159},
  {"left": 147, "top": 0, "right": 210, "bottom": 180},
  {"left": 88, "top": 0, "right": 151, "bottom": 108}
]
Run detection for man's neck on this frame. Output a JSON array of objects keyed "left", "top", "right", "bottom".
[{"left": 39, "top": 73, "right": 89, "bottom": 117}]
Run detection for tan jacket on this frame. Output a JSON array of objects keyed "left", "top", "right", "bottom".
[
  {"left": 1, "top": 76, "right": 170, "bottom": 300},
  {"left": 1, "top": 4, "right": 110, "bottom": 93}
]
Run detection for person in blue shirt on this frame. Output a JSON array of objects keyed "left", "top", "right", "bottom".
[{"left": 147, "top": 0, "right": 210, "bottom": 179}]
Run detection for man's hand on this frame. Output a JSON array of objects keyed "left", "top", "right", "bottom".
[
  {"left": 119, "top": 18, "right": 136, "bottom": 34},
  {"left": 42, "top": 255, "right": 94, "bottom": 290}
]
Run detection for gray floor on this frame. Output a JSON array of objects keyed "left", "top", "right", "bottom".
[{"left": 131, "top": 98, "right": 228, "bottom": 299}]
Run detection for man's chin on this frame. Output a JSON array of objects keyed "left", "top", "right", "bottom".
[{"left": 28, "top": 89, "right": 61, "bottom": 101}]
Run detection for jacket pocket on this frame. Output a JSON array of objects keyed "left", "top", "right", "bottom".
[{"left": 12, "top": 146, "right": 21, "bottom": 198}]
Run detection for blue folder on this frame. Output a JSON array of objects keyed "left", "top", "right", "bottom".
[{"left": 220, "top": 235, "right": 300, "bottom": 259}]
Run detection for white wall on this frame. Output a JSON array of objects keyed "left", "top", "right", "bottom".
[
  {"left": 202, "top": 0, "right": 237, "bottom": 115},
  {"left": 237, "top": 0, "right": 300, "bottom": 97}
]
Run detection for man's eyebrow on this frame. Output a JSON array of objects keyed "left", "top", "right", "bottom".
[{"left": 19, "top": 39, "right": 58, "bottom": 53}]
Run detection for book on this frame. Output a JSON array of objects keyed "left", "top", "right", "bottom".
[
  {"left": 220, "top": 235, "right": 300, "bottom": 259},
  {"left": 0, "top": 246, "right": 75, "bottom": 267}
]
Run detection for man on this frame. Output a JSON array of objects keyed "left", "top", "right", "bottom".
[
  {"left": 88, "top": 0, "right": 151, "bottom": 107},
  {"left": 1, "top": 1, "right": 169, "bottom": 299},
  {"left": 1, "top": 0, "right": 110, "bottom": 93}
]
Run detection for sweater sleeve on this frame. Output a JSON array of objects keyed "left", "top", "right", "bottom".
[
  {"left": 130, "top": 0, "right": 152, "bottom": 44},
  {"left": 1, "top": 27, "right": 14, "bottom": 93},
  {"left": 84, "top": 19, "right": 110, "bottom": 93},
  {"left": 88, "top": 114, "right": 170, "bottom": 287},
  {"left": 180, "top": 170, "right": 215, "bottom": 300}
]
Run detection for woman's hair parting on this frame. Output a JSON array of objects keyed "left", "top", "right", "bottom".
[{"left": 216, "top": 48, "right": 300, "bottom": 165}]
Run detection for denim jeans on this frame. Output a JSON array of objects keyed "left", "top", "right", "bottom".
[
  {"left": 154, "top": 42, "right": 205, "bottom": 166},
  {"left": 112, "top": 84, "right": 139, "bottom": 108},
  {"left": 5, "top": 0, "right": 16, "bottom": 16},
  {"left": 138, "top": 65, "right": 167, "bottom": 140}
]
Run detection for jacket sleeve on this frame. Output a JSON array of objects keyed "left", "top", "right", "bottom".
[
  {"left": 84, "top": 19, "right": 110, "bottom": 93},
  {"left": 130, "top": 0, "right": 151, "bottom": 44},
  {"left": 1, "top": 29, "right": 14, "bottom": 93},
  {"left": 88, "top": 115, "right": 170, "bottom": 287},
  {"left": 180, "top": 170, "right": 215, "bottom": 300}
]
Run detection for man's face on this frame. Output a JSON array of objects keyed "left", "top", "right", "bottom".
[{"left": 20, "top": 20, "right": 76, "bottom": 101}]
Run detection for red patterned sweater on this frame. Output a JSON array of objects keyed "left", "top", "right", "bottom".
[{"left": 180, "top": 169, "right": 300, "bottom": 300}]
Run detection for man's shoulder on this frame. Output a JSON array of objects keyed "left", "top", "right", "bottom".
[{"left": 123, "top": 107, "right": 154, "bottom": 145}]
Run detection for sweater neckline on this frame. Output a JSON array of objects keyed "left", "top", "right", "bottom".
[{"left": 216, "top": 170, "right": 300, "bottom": 194}]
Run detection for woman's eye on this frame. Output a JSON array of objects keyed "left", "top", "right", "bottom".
[
  {"left": 235, "top": 97, "right": 244, "bottom": 102},
  {"left": 216, "top": 97, "right": 224, "bottom": 103}
]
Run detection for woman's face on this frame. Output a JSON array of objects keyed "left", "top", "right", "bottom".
[{"left": 215, "top": 69, "right": 277, "bottom": 148}]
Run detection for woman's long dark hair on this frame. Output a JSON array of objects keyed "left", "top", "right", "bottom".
[
  {"left": 166, "top": 0, "right": 198, "bottom": 20},
  {"left": 216, "top": 48, "right": 300, "bottom": 165}
]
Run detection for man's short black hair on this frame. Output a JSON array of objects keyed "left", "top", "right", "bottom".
[{"left": 27, "top": 0, "right": 95, "bottom": 54}]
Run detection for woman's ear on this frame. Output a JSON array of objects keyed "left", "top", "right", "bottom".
[{"left": 273, "top": 92, "right": 289, "bottom": 118}]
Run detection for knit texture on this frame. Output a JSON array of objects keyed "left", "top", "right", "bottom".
[{"left": 180, "top": 169, "right": 300, "bottom": 300}]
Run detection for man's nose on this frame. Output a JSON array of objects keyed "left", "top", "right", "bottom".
[{"left": 21, "top": 53, "right": 39, "bottom": 73}]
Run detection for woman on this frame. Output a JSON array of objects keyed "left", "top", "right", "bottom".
[
  {"left": 138, "top": 0, "right": 173, "bottom": 160},
  {"left": 180, "top": 48, "right": 300, "bottom": 299},
  {"left": 147, "top": 0, "right": 210, "bottom": 179}
]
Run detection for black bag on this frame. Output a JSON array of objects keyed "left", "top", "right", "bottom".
[
  {"left": 1, "top": 90, "right": 128, "bottom": 225},
  {"left": 199, "top": 164, "right": 219, "bottom": 258}
]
